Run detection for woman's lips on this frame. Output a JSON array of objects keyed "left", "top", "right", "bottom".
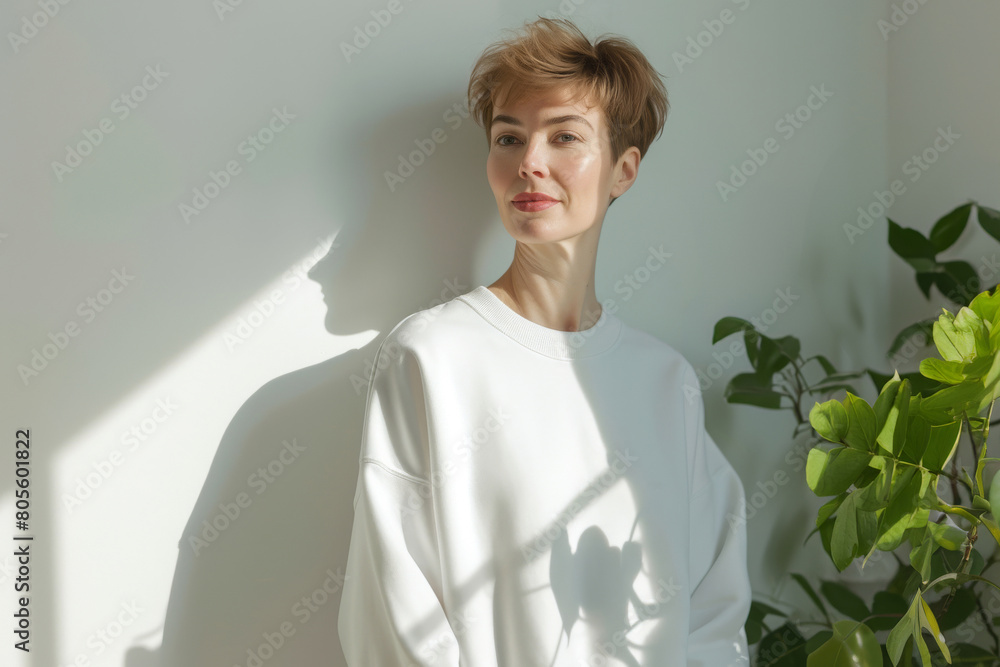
[{"left": 512, "top": 200, "right": 559, "bottom": 212}]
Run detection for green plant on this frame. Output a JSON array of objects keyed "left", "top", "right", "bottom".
[{"left": 713, "top": 201, "right": 1000, "bottom": 665}]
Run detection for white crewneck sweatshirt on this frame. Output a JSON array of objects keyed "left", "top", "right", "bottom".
[{"left": 338, "top": 285, "right": 751, "bottom": 666}]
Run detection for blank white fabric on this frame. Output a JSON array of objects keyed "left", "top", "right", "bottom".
[{"left": 338, "top": 285, "right": 751, "bottom": 666}]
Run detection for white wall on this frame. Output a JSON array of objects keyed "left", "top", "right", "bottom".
[
  {"left": 886, "top": 1, "right": 1000, "bottom": 338},
  {"left": 4, "top": 0, "right": 992, "bottom": 665}
]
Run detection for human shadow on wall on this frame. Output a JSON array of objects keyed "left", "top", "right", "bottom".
[
  {"left": 144, "top": 82, "right": 732, "bottom": 667},
  {"left": 144, "top": 92, "right": 492, "bottom": 667}
]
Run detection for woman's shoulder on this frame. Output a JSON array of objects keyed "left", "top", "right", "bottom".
[
  {"left": 378, "top": 287, "right": 480, "bottom": 354},
  {"left": 616, "top": 318, "right": 693, "bottom": 373}
]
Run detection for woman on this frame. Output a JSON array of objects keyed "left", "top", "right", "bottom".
[{"left": 338, "top": 16, "right": 751, "bottom": 666}]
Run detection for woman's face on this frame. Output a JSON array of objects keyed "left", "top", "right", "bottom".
[{"left": 486, "top": 86, "right": 635, "bottom": 245}]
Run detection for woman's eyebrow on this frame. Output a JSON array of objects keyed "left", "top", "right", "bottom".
[{"left": 491, "top": 114, "right": 594, "bottom": 130}]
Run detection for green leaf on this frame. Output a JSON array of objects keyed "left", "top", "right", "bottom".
[
  {"left": 875, "top": 377, "right": 910, "bottom": 457},
  {"left": 920, "top": 357, "right": 967, "bottom": 385},
  {"left": 934, "top": 310, "right": 976, "bottom": 362},
  {"left": 954, "top": 306, "right": 992, "bottom": 357},
  {"left": 819, "top": 581, "right": 870, "bottom": 621},
  {"left": 807, "top": 383, "right": 860, "bottom": 397},
  {"left": 815, "top": 371, "right": 868, "bottom": 385},
  {"left": 968, "top": 286, "right": 1000, "bottom": 325},
  {"left": 978, "top": 203, "right": 1000, "bottom": 245},
  {"left": 920, "top": 379, "right": 987, "bottom": 417},
  {"left": 806, "top": 446, "right": 873, "bottom": 496},
  {"left": 724, "top": 372, "right": 784, "bottom": 409},
  {"left": 927, "top": 521, "right": 966, "bottom": 550},
  {"left": 910, "top": 533, "right": 939, "bottom": 584},
  {"left": 930, "top": 548, "right": 965, "bottom": 582},
  {"left": 889, "top": 218, "right": 938, "bottom": 272},
  {"left": 868, "top": 591, "right": 909, "bottom": 632},
  {"left": 981, "top": 515, "right": 1000, "bottom": 551},
  {"left": 855, "top": 464, "right": 881, "bottom": 488},
  {"left": 819, "top": 513, "right": 836, "bottom": 560},
  {"left": 987, "top": 353, "right": 1000, "bottom": 387},
  {"left": 867, "top": 368, "right": 895, "bottom": 394},
  {"left": 830, "top": 493, "right": 877, "bottom": 571},
  {"left": 817, "top": 493, "right": 848, "bottom": 527},
  {"left": 974, "top": 382, "right": 1000, "bottom": 415},
  {"left": 807, "top": 354, "right": 838, "bottom": 376},
  {"left": 918, "top": 595, "right": 951, "bottom": 662},
  {"left": 874, "top": 468, "right": 921, "bottom": 551},
  {"left": 810, "top": 400, "right": 850, "bottom": 443},
  {"left": 935, "top": 586, "right": 977, "bottom": 632},
  {"left": 745, "top": 599, "right": 786, "bottom": 645},
  {"left": 855, "top": 459, "right": 893, "bottom": 512},
  {"left": 869, "top": 368, "right": 944, "bottom": 399},
  {"left": 921, "top": 419, "right": 963, "bottom": 472},
  {"left": 903, "top": 371, "right": 948, "bottom": 398},
  {"left": 712, "top": 316, "right": 755, "bottom": 344},
  {"left": 754, "top": 600, "right": 787, "bottom": 619},
  {"left": 843, "top": 393, "right": 877, "bottom": 451},
  {"left": 931, "top": 549, "right": 986, "bottom": 580},
  {"left": 772, "top": 335, "right": 801, "bottom": 364},
  {"left": 973, "top": 494, "right": 992, "bottom": 512},
  {"left": 757, "top": 335, "right": 793, "bottom": 378},
  {"left": 968, "top": 352, "right": 1000, "bottom": 387},
  {"left": 929, "top": 202, "right": 972, "bottom": 253},
  {"left": 926, "top": 571, "right": 1000, "bottom": 597},
  {"left": 724, "top": 391, "right": 785, "bottom": 409},
  {"left": 805, "top": 620, "right": 881, "bottom": 667},
  {"left": 873, "top": 371, "right": 901, "bottom": 428},
  {"left": 918, "top": 469, "right": 937, "bottom": 508},
  {"left": 805, "top": 630, "right": 833, "bottom": 655},
  {"left": 757, "top": 623, "right": 809, "bottom": 666},
  {"left": 886, "top": 594, "right": 918, "bottom": 665},
  {"left": 830, "top": 494, "right": 860, "bottom": 571},
  {"left": 990, "top": 469, "right": 1000, "bottom": 520},
  {"left": 901, "top": 412, "right": 931, "bottom": 464},
  {"left": 791, "top": 573, "right": 830, "bottom": 621},
  {"left": 711, "top": 317, "right": 765, "bottom": 370},
  {"left": 936, "top": 260, "right": 981, "bottom": 306},
  {"left": 917, "top": 271, "right": 936, "bottom": 298},
  {"left": 745, "top": 328, "right": 760, "bottom": 368}
]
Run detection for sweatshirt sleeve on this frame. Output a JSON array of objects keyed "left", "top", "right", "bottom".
[
  {"left": 338, "top": 331, "right": 461, "bottom": 666},
  {"left": 683, "top": 365, "right": 752, "bottom": 667}
]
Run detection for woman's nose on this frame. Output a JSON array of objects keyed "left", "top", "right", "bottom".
[{"left": 518, "top": 140, "right": 549, "bottom": 179}]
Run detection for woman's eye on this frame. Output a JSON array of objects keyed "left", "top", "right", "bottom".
[{"left": 494, "top": 133, "right": 577, "bottom": 146}]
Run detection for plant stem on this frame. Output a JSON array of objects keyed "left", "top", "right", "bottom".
[
  {"left": 966, "top": 416, "right": 981, "bottom": 470},
  {"left": 940, "top": 528, "right": 976, "bottom": 616},
  {"left": 785, "top": 364, "right": 806, "bottom": 426},
  {"left": 792, "top": 360, "right": 810, "bottom": 401},
  {"left": 950, "top": 452, "right": 963, "bottom": 506}
]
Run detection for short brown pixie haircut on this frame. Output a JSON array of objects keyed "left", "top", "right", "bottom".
[{"left": 467, "top": 16, "right": 669, "bottom": 169}]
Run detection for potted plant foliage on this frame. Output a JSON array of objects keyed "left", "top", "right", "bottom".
[{"left": 714, "top": 202, "right": 1000, "bottom": 665}]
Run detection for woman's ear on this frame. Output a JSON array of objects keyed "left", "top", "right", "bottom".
[{"left": 611, "top": 147, "right": 641, "bottom": 200}]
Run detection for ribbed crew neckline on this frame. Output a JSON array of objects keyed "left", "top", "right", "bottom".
[{"left": 456, "top": 285, "right": 623, "bottom": 360}]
